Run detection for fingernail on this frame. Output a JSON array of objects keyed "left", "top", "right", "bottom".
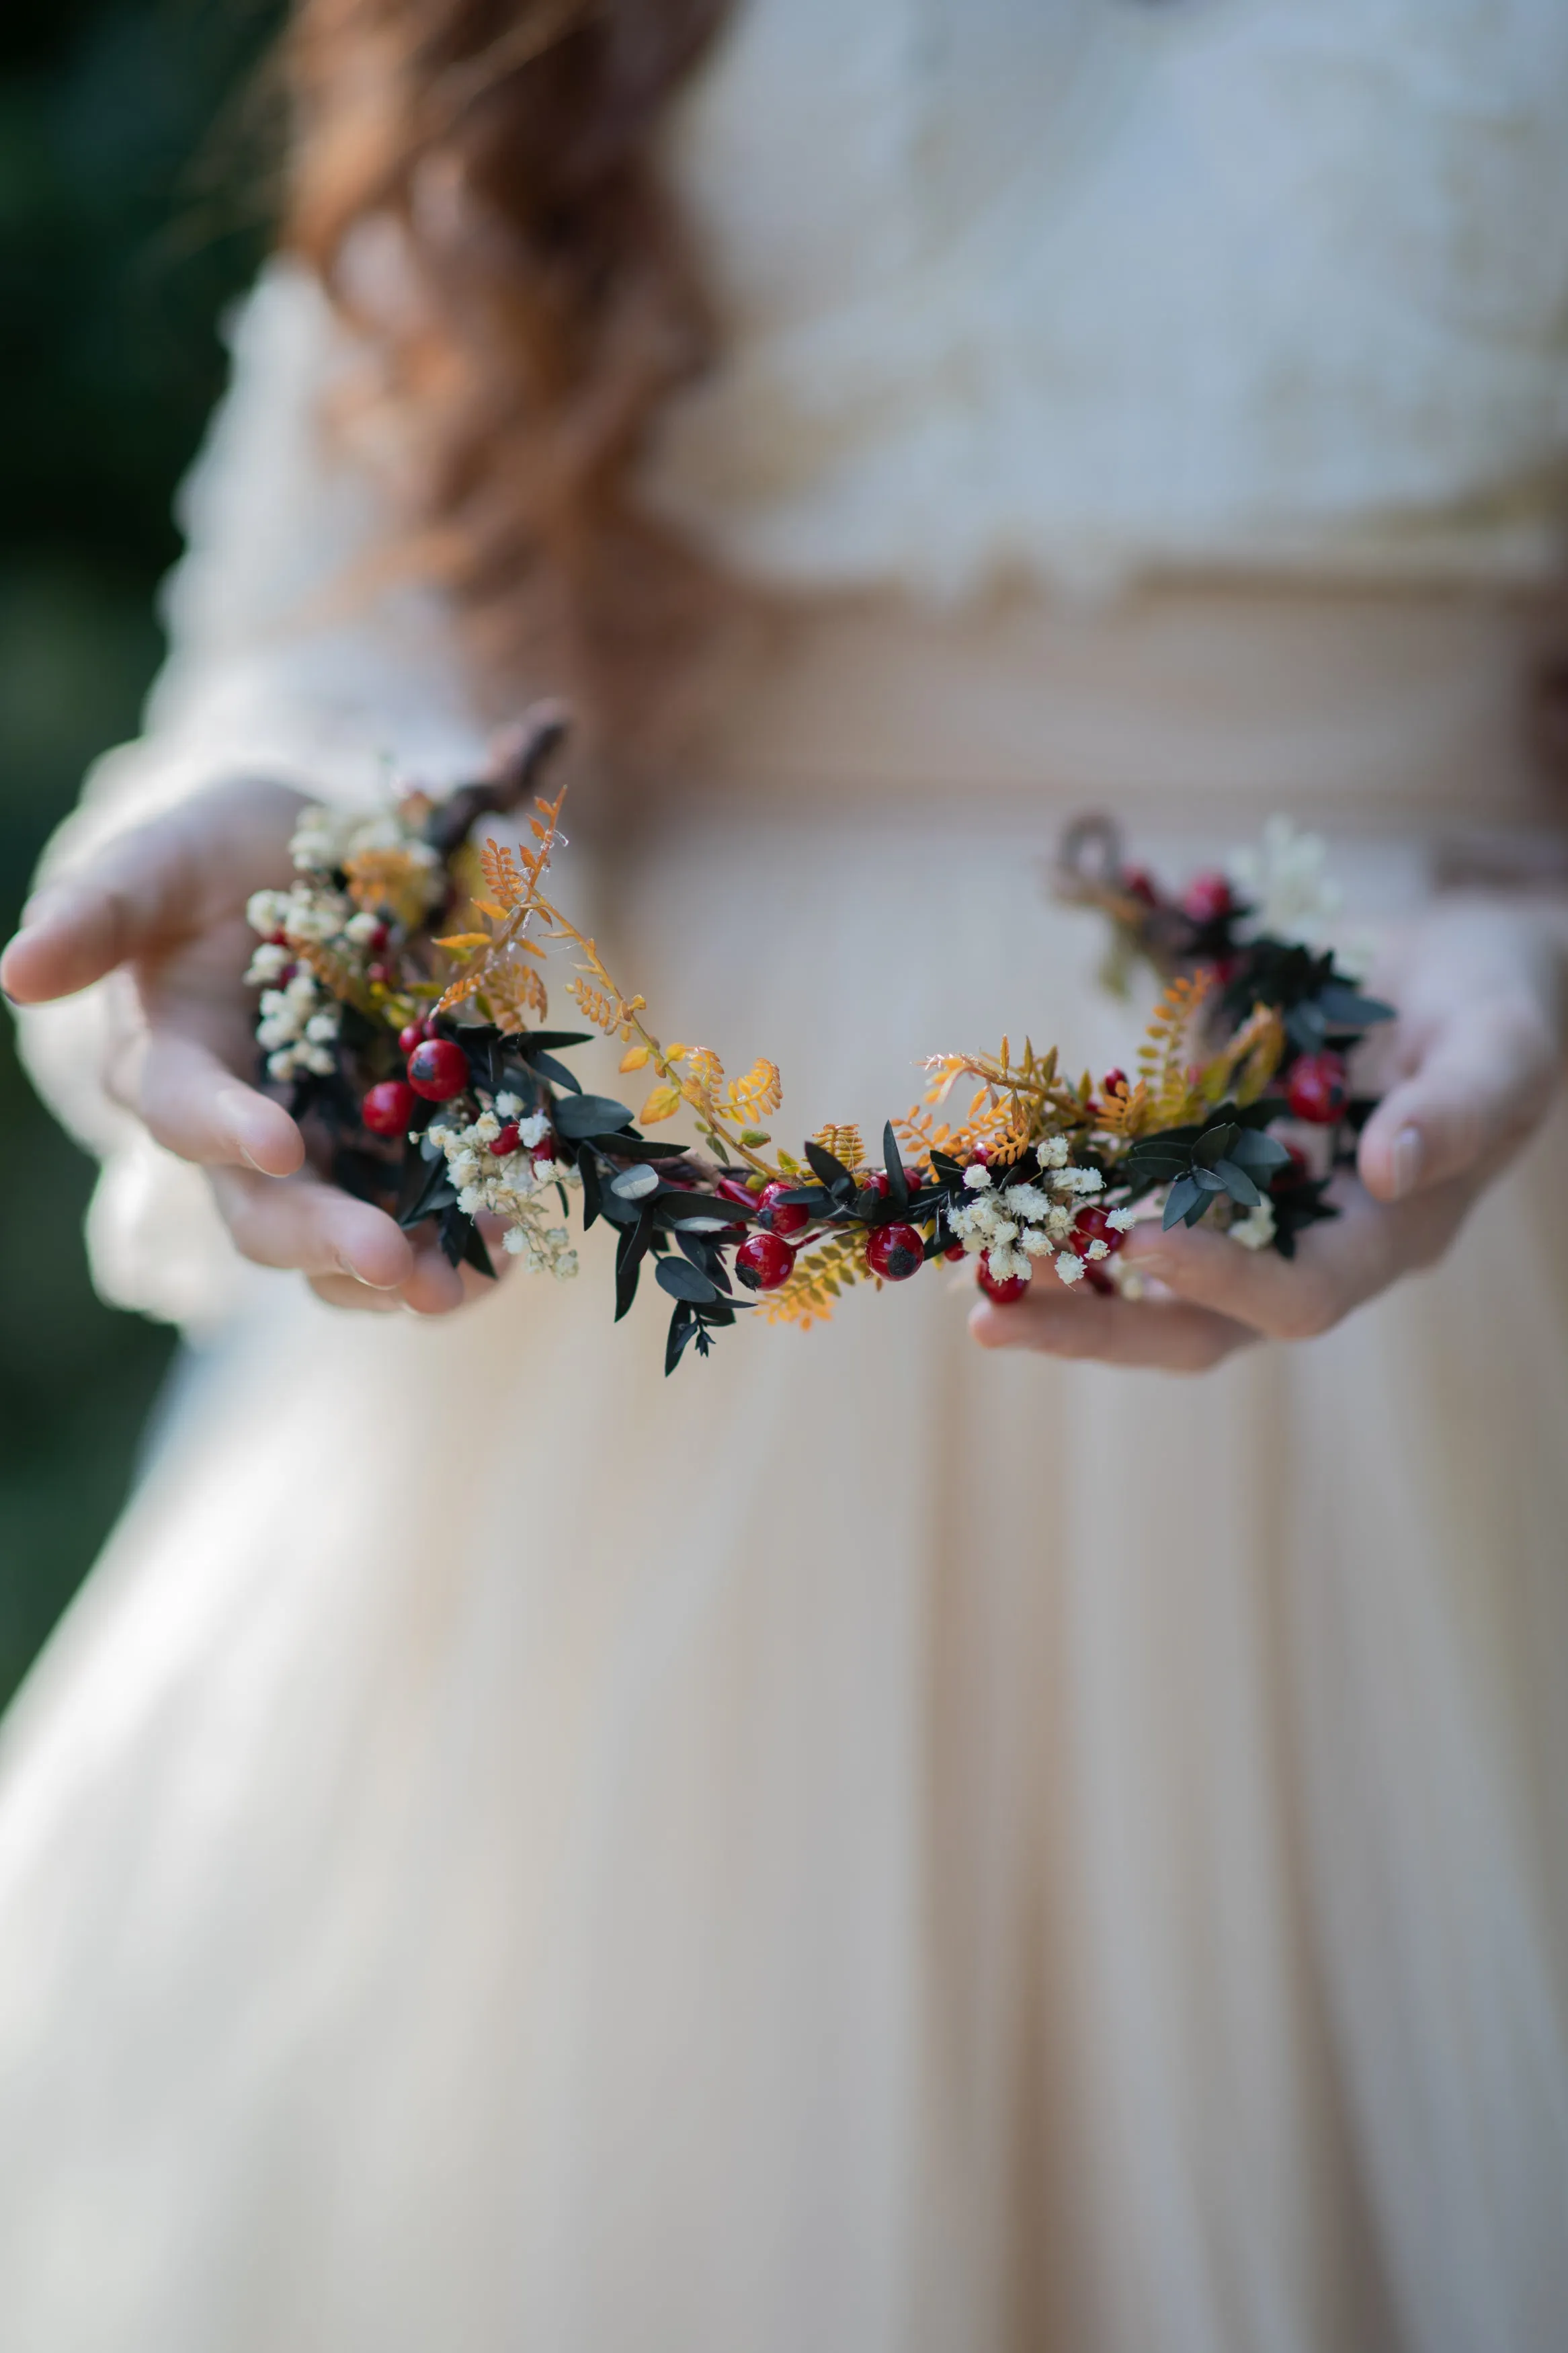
[
  {"left": 335, "top": 1248, "right": 395, "bottom": 1290},
  {"left": 1391, "top": 1125, "right": 1422, "bottom": 1199}
]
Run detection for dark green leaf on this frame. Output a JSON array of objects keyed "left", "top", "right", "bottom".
[
  {"left": 524, "top": 1049, "right": 582, "bottom": 1095},
  {"left": 554, "top": 1093, "right": 635, "bottom": 1140},
  {"left": 578, "top": 1150, "right": 602, "bottom": 1230},
  {"left": 397, "top": 1157, "right": 457, "bottom": 1230},
  {"left": 665, "top": 1302, "right": 699, "bottom": 1375},
  {"left": 614, "top": 1218, "right": 651, "bottom": 1321},
  {"left": 804, "top": 1141, "right": 854, "bottom": 1193},
  {"left": 882, "top": 1121, "right": 909, "bottom": 1215},
  {"left": 1163, "top": 1172, "right": 1206, "bottom": 1229},
  {"left": 1212, "top": 1158, "right": 1262, "bottom": 1206},
  {"left": 1317, "top": 984, "right": 1394, "bottom": 1029},
  {"left": 1228, "top": 1127, "right": 1292, "bottom": 1174},
  {"left": 655, "top": 1257, "right": 720, "bottom": 1306},
  {"left": 1191, "top": 1122, "right": 1239, "bottom": 1168}
]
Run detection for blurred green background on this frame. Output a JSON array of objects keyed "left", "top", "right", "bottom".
[{"left": 0, "top": 0, "right": 284, "bottom": 1708}]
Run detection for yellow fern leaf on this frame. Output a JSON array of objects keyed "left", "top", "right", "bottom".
[
  {"left": 639, "top": 1083, "right": 683, "bottom": 1125},
  {"left": 620, "top": 1045, "right": 651, "bottom": 1072}
]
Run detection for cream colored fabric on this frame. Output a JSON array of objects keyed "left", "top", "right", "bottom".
[
  {"left": 4, "top": 11, "right": 1568, "bottom": 2350},
  {"left": 650, "top": 0, "right": 1568, "bottom": 596}
]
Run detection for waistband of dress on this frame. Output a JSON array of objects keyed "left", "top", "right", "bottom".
[{"left": 648, "top": 577, "right": 1568, "bottom": 844}]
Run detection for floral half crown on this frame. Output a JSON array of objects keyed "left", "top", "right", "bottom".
[{"left": 245, "top": 709, "right": 1392, "bottom": 1372}]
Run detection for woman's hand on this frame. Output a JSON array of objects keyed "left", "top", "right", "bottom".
[
  {"left": 971, "top": 895, "right": 1565, "bottom": 1371},
  {"left": 1, "top": 779, "right": 495, "bottom": 1316}
]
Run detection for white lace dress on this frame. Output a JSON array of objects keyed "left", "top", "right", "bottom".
[{"left": 6, "top": 5, "right": 1568, "bottom": 2349}]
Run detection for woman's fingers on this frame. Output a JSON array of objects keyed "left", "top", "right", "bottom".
[
  {"left": 306, "top": 1224, "right": 509, "bottom": 1316},
  {"left": 1, "top": 778, "right": 300, "bottom": 1005},
  {"left": 1358, "top": 997, "right": 1556, "bottom": 1202},
  {"left": 308, "top": 1273, "right": 406, "bottom": 1315},
  {"left": 207, "top": 1164, "right": 415, "bottom": 1288},
  {"left": 108, "top": 1024, "right": 304, "bottom": 1176},
  {"left": 1120, "top": 1174, "right": 1473, "bottom": 1341},
  {"left": 969, "top": 1279, "right": 1257, "bottom": 1371}
]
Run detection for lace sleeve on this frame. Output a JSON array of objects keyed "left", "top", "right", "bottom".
[{"left": 15, "top": 260, "right": 488, "bottom": 1329}]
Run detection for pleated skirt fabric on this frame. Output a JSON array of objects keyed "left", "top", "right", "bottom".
[{"left": 0, "top": 800, "right": 1565, "bottom": 2353}]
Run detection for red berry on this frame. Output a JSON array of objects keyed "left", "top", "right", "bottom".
[
  {"left": 361, "top": 1079, "right": 415, "bottom": 1137},
  {"left": 757, "top": 1180, "right": 810, "bottom": 1237},
  {"left": 1182, "top": 870, "right": 1234, "bottom": 926},
  {"left": 1085, "top": 1265, "right": 1116, "bottom": 1296},
  {"left": 735, "top": 1232, "right": 796, "bottom": 1290},
  {"left": 1071, "top": 1203, "right": 1125, "bottom": 1258},
  {"left": 1123, "top": 867, "right": 1159, "bottom": 908},
  {"left": 366, "top": 921, "right": 390, "bottom": 950},
  {"left": 397, "top": 1021, "right": 426, "bottom": 1055},
  {"left": 531, "top": 1133, "right": 556, "bottom": 1166},
  {"left": 977, "top": 1252, "right": 1027, "bottom": 1304},
  {"left": 866, "top": 1222, "right": 924, "bottom": 1282},
  {"left": 265, "top": 928, "right": 290, "bottom": 947},
  {"left": 489, "top": 1121, "right": 520, "bottom": 1156},
  {"left": 714, "top": 1175, "right": 758, "bottom": 1212},
  {"left": 1285, "top": 1051, "right": 1348, "bottom": 1125},
  {"left": 943, "top": 1242, "right": 968, "bottom": 1263},
  {"left": 406, "top": 1037, "right": 470, "bottom": 1101},
  {"left": 278, "top": 961, "right": 298, "bottom": 984},
  {"left": 861, "top": 1171, "right": 892, "bottom": 1200},
  {"left": 1101, "top": 1067, "right": 1129, "bottom": 1101}
]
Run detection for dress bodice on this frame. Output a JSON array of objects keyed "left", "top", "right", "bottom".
[{"left": 646, "top": 0, "right": 1568, "bottom": 598}]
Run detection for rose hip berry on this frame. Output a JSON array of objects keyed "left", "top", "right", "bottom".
[
  {"left": 531, "top": 1132, "right": 557, "bottom": 1166},
  {"left": 1182, "top": 871, "right": 1234, "bottom": 926},
  {"left": 398, "top": 1019, "right": 433, "bottom": 1055},
  {"left": 977, "top": 1252, "right": 1027, "bottom": 1304},
  {"left": 1071, "top": 1203, "right": 1125, "bottom": 1257},
  {"left": 735, "top": 1232, "right": 796, "bottom": 1290},
  {"left": 406, "top": 1037, "right": 470, "bottom": 1101},
  {"left": 1285, "top": 1051, "right": 1348, "bottom": 1125},
  {"left": 489, "top": 1122, "right": 520, "bottom": 1156},
  {"left": 360, "top": 1079, "right": 416, "bottom": 1137},
  {"left": 866, "top": 1223, "right": 924, "bottom": 1281},
  {"left": 1101, "top": 1067, "right": 1129, "bottom": 1101},
  {"left": 714, "top": 1175, "right": 758, "bottom": 1212},
  {"left": 757, "top": 1180, "right": 810, "bottom": 1237},
  {"left": 1123, "top": 867, "right": 1159, "bottom": 908}
]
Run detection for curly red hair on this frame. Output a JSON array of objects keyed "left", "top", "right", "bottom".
[{"left": 281, "top": 0, "right": 732, "bottom": 710}]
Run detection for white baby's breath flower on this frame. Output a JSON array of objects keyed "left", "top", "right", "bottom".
[
  {"left": 494, "top": 1092, "right": 524, "bottom": 1120},
  {"left": 1038, "top": 1136, "right": 1070, "bottom": 1170},
  {"left": 1228, "top": 817, "right": 1342, "bottom": 946},
  {"left": 964, "top": 1164, "right": 993, "bottom": 1190},
  {"left": 1229, "top": 1198, "right": 1277, "bottom": 1252},
  {"left": 1107, "top": 1205, "right": 1138, "bottom": 1234},
  {"left": 1053, "top": 1251, "right": 1086, "bottom": 1286},
  {"left": 243, "top": 941, "right": 290, "bottom": 985}
]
